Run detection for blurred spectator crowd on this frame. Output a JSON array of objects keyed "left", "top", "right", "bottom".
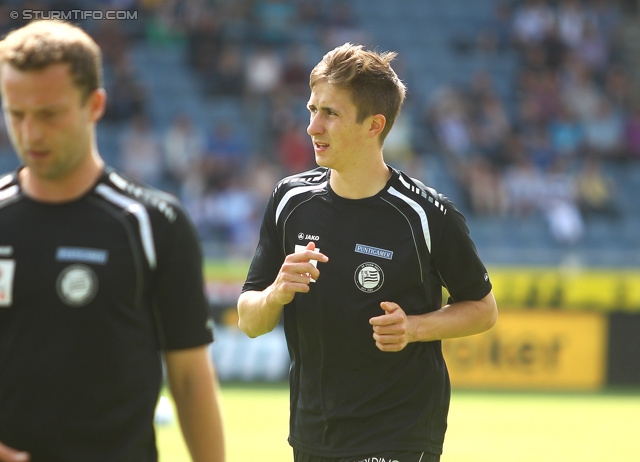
[
  {"left": 0, "top": 0, "right": 637, "bottom": 255},
  {"left": 425, "top": 0, "right": 633, "bottom": 245}
]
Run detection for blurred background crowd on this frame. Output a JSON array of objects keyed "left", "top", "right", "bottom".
[{"left": 0, "top": 0, "right": 638, "bottom": 267}]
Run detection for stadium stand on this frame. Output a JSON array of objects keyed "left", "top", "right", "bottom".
[{"left": 1, "top": 0, "right": 638, "bottom": 268}]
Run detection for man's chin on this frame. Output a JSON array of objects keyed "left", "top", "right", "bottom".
[{"left": 315, "top": 156, "right": 331, "bottom": 169}]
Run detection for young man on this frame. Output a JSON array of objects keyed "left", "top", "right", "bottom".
[
  {"left": 0, "top": 20, "right": 224, "bottom": 462},
  {"left": 237, "top": 43, "right": 498, "bottom": 462}
]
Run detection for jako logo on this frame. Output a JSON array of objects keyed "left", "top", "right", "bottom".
[{"left": 298, "top": 233, "right": 319, "bottom": 241}]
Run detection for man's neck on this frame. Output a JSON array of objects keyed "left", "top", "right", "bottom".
[
  {"left": 20, "top": 153, "right": 104, "bottom": 203},
  {"left": 329, "top": 161, "right": 391, "bottom": 199}
]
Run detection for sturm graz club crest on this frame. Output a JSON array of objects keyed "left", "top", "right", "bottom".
[
  {"left": 56, "top": 264, "right": 98, "bottom": 307},
  {"left": 354, "top": 262, "right": 384, "bottom": 293}
]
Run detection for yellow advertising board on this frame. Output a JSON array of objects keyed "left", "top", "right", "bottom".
[
  {"left": 206, "top": 260, "right": 640, "bottom": 312},
  {"left": 487, "top": 268, "right": 640, "bottom": 311},
  {"left": 443, "top": 311, "right": 607, "bottom": 390}
]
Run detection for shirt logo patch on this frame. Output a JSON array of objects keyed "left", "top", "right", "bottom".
[
  {"left": 354, "top": 262, "right": 384, "bottom": 293},
  {"left": 56, "top": 247, "right": 108, "bottom": 265},
  {"left": 297, "top": 233, "right": 319, "bottom": 241},
  {"left": 0, "top": 259, "right": 16, "bottom": 307},
  {"left": 354, "top": 244, "right": 393, "bottom": 260},
  {"left": 56, "top": 264, "right": 98, "bottom": 307}
]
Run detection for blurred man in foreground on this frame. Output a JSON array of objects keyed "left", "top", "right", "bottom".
[{"left": 0, "top": 20, "right": 224, "bottom": 462}]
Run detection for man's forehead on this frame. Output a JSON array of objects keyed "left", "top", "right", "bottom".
[
  {"left": 308, "top": 82, "right": 353, "bottom": 109},
  {"left": 1, "top": 63, "right": 80, "bottom": 107}
]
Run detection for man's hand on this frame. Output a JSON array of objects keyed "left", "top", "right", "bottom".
[
  {"left": 238, "top": 242, "right": 328, "bottom": 338},
  {"left": 0, "top": 441, "right": 29, "bottom": 462},
  {"left": 267, "top": 242, "right": 328, "bottom": 307},
  {"left": 369, "top": 302, "right": 414, "bottom": 352}
]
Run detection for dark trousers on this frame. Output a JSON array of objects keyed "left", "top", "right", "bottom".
[{"left": 293, "top": 448, "right": 440, "bottom": 462}]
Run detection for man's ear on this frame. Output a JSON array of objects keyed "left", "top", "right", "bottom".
[
  {"left": 87, "top": 88, "right": 107, "bottom": 122},
  {"left": 367, "top": 113, "right": 386, "bottom": 139}
]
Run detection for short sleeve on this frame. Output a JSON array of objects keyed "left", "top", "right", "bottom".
[
  {"left": 432, "top": 205, "right": 492, "bottom": 302},
  {"left": 242, "top": 192, "right": 285, "bottom": 293},
  {"left": 152, "top": 206, "right": 214, "bottom": 350}
]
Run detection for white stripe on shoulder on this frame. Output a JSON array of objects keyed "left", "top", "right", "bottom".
[
  {"left": 95, "top": 183, "right": 157, "bottom": 270},
  {"left": 400, "top": 175, "right": 437, "bottom": 200},
  {"left": 388, "top": 186, "right": 431, "bottom": 253},
  {"left": 0, "top": 174, "right": 13, "bottom": 189},
  {"left": 408, "top": 175, "right": 438, "bottom": 197},
  {"left": 275, "top": 181, "right": 327, "bottom": 224},
  {"left": 398, "top": 174, "right": 413, "bottom": 190},
  {"left": 0, "top": 173, "right": 13, "bottom": 188},
  {"left": 401, "top": 175, "right": 447, "bottom": 214},
  {"left": 0, "top": 184, "right": 19, "bottom": 202}
]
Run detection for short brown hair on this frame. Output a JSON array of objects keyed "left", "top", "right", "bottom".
[
  {"left": 309, "top": 42, "right": 406, "bottom": 143},
  {"left": 0, "top": 20, "right": 102, "bottom": 101}
]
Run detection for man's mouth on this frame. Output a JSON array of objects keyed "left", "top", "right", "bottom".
[{"left": 25, "top": 149, "right": 50, "bottom": 160}]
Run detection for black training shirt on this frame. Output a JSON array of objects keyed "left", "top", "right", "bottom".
[
  {"left": 243, "top": 166, "right": 492, "bottom": 457},
  {"left": 0, "top": 167, "right": 213, "bottom": 462}
]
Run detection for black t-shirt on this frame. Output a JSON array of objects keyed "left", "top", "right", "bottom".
[
  {"left": 243, "top": 166, "right": 492, "bottom": 458},
  {"left": 0, "top": 167, "right": 213, "bottom": 462}
]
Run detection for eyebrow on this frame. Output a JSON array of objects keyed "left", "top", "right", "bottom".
[
  {"left": 307, "top": 102, "right": 339, "bottom": 114},
  {"left": 5, "top": 105, "right": 64, "bottom": 116}
]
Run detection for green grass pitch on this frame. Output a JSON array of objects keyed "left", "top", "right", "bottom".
[{"left": 156, "top": 385, "right": 640, "bottom": 462}]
